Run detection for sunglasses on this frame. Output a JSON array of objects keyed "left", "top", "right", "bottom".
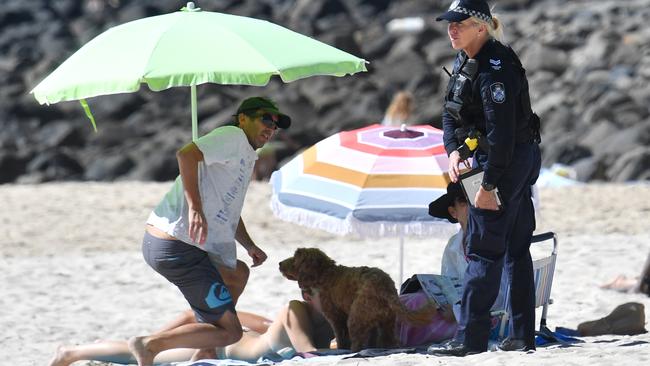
[{"left": 246, "top": 112, "right": 279, "bottom": 129}]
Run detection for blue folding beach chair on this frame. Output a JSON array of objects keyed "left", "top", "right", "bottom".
[{"left": 494, "top": 231, "right": 559, "bottom": 339}]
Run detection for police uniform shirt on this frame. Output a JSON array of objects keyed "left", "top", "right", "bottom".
[{"left": 442, "top": 39, "right": 533, "bottom": 188}]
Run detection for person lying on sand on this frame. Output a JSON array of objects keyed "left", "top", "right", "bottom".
[
  {"left": 48, "top": 289, "right": 333, "bottom": 366},
  {"left": 49, "top": 282, "right": 464, "bottom": 366}
]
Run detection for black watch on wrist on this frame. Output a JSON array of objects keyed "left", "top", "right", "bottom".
[{"left": 481, "top": 182, "right": 496, "bottom": 191}]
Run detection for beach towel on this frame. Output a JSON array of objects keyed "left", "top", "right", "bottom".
[{"left": 535, "top": 327, "right": 583, "bottom": 347}]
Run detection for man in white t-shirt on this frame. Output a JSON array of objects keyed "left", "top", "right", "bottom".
[{"left": 128, "top": 97, "right": 291, "bottom": 366}]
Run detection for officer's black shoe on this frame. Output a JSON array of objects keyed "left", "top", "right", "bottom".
[
  {"left": 427, "top": 343, "right": 481, "bottom": 357},
  {"left": 497, "top": 338, "right": 535, "bottom": 352}
]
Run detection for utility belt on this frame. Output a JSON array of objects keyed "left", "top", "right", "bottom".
[{"left": 455, "top": 121, "right": 538, "bottom": 160}]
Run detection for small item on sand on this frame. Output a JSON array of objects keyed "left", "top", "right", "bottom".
[{"left": 577, "top": 302, "right": 647, "bottom": 336}]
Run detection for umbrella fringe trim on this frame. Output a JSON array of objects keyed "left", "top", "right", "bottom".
[{"left": 271, "top": 195, "right": 458, "bottom": 238}]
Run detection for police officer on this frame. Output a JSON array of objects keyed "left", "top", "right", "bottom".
[{"left": 430, "top": 0, "right": 542, "bottom": 356}]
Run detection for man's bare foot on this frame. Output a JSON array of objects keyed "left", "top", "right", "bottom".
[
  {"left": 47, "top": 345, "right": 73, "bottom": 366},
  {"left": 128, "top": 336, "right": 155, "bottom": 366}
]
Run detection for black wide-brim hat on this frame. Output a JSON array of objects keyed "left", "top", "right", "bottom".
[
  {"left": 428, "top": 181, "right": 465, "bottom": 223},
  {"left": 436, "top": 0, "right": 492, "bottom": 24}
]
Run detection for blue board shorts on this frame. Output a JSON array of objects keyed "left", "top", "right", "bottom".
[{"left": 142, "top": 231, "right": 235, "bottom": 323}]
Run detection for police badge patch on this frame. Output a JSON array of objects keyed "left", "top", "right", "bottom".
[{"left": 490, "top": 82, "right": 506, "bottom": 103}]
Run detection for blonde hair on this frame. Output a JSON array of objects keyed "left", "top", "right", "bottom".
[
  {"left": 471, "top": 13, "right": 504, "bottom": 42},
  {"left": 383, "top": 91, "right": 414, "bottom": 126}
]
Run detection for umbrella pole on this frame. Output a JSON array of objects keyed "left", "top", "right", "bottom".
[
  {"left": 399, "top": 236, "right": 404, "bottom": 285},
  {"left": 191, "top": 85, "right": 198, "bottom": 141}
]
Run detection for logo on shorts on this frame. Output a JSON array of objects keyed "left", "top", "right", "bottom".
[
  {"left": 490, "top": 82, "right": 506, "bottom": 104},
  {"left": 205, "top": 283, "right": 232, "bottom": 309}
]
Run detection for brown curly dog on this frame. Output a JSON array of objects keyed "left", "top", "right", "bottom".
[{"left": 279, "top": 247, "right": 436, "bottom": 351}]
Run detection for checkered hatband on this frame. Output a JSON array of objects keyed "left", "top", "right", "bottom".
[{"left": 452, "top": 6, "right": 492, "bottom": 23}]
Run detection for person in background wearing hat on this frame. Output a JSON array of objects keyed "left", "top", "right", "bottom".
[
  {"left": 432, "top": 0, "right": 542, "bottom": 356},
  {"left": 128, "top": 97, "right": 291, "bottom": 366}
]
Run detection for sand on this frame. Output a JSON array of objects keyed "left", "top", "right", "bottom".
[{"left": 1, "top": 181, "right": 649, "bottom": 366}]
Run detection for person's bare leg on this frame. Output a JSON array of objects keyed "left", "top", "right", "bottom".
[
  {"left": 128, "top": 310, "right": 243, "bottom": 366},
  {"left": 600, "top": 275, "right": 639, "bottom": 292},
  {"left": 189, "top": 260, "right": 250, "bottom": 361},
  {"left": 263, "top": 301, "right": 318, "bottom": 353},
  {"left": 156, "top": 260, "right": 249, "bottom": 336},
  {"left": 220, "top": 304, "right": 313, "bottom": 362},
  {"left": 217, "top": 260, "right": 250, "bottom": 304},
  {"left": 238, "top": 311, "right": 273, "bottom": 334},
  {"left": 48, "top": 340, "right": 199, "bottom": 366},
  {"left": 221, "top": 331, "right": 275, "bottom": 362},
  {"left": 601, "top": 253, "right": 650, "bottom": 293},
  {"left": 192, "top": 309, "right": 303, "bottom": 362},
  {"left": 155, "top": 309, "right": 197, "bottom": 333},
  {"left": 48, "top": 341, "right": 133, "bottom": 366}
]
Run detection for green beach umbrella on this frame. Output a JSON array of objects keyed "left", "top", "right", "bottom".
[{"left": 31, "top": 2, "right": 367, "bottom": 140}]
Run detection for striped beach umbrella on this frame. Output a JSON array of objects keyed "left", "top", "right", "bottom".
[{"left": 270, "top": 124, "right": 458, "bottom": 281}]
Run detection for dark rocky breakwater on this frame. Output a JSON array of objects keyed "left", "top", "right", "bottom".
[{"left": 1, "top": 0, "right": 649, "bottom": 183}]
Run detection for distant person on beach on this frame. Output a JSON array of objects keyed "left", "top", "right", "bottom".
[
  {"left": 130, "top": 97, "right": 291, "bottom": 365},
  {"left": 601, "top": 252, "right": 650, "bottom": 296},
  {"left": 431, "top": 0, "right": 542, "bottom": 356},
  {"left": 381, "top": 91, "right": 414, "bottom": 127}
]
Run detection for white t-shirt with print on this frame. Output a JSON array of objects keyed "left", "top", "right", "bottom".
[{"left": 147, "top": 126, "right": 258, "bottom": 269}]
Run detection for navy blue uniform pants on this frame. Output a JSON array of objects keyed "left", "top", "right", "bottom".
[{"left": 458, "top": 143, "right": 541, "bottom": 352}]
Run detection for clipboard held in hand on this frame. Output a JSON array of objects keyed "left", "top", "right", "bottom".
[{"left": 458, "top": 168, "right": 503, "bottom": 210}]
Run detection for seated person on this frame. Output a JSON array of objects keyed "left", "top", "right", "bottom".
[
  {"left": 396, "top": 182, "right": 509, "bottom": 344},
  {"left": 427, "top": 182, "right": 509, "bottom": 309},
  {"left": 428, "top": 182, "right": 508, "bottom": 293}
]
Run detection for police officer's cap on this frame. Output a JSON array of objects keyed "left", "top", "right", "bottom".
[{"left": 436, "top": 0, "right": 492, "bottom": 24}]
